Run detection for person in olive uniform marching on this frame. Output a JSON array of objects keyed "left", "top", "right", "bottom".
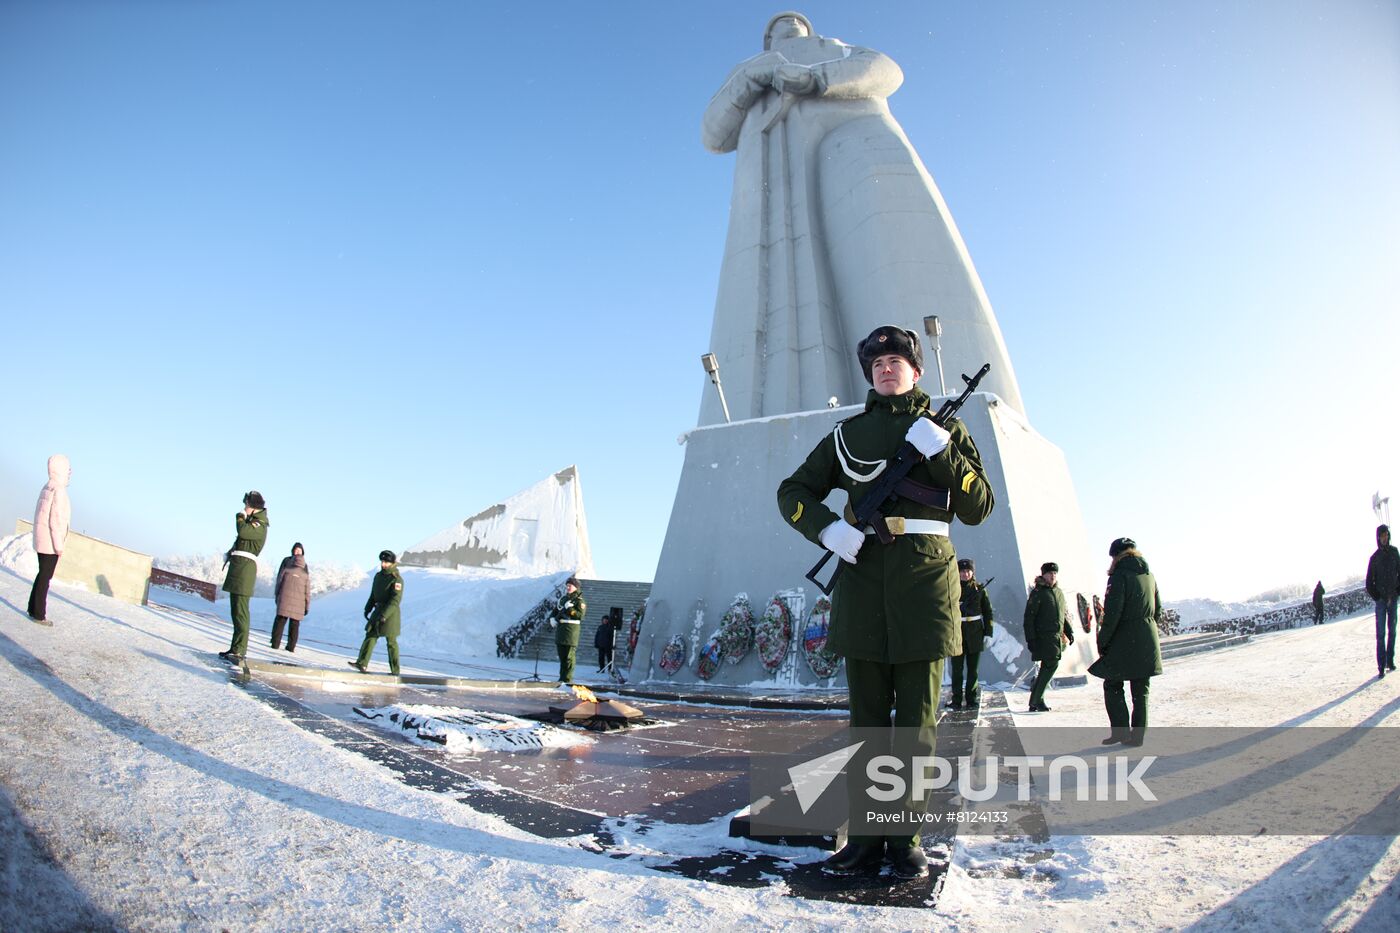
[
  {"left": 551, "top": 576, "right": 586, "bottom": 683},
  {"left": 1023, "top": 562, "right": 1074, "bottom": 712},
  {"left": 1366, "top": 524, "right": 1400, "bottom": 679},
  {"left": 1088, "top": 538, "right": 1163, "bottom": 746},
  {"left": 351, "top": 550, "right": 403, "bottom": 675},
  {"left": 777, "top": 324, "right": 995, "bottom": 882},
  {"left": 219, "top": 491, "right": 269, "bottom": 663},
  {"left": 949, "top": 558, "right": 995, "bottom": 710}
]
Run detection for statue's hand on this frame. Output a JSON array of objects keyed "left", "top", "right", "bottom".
[
  {"left": 773, "top": 63, "right": 818, "bottom": 95},
  {"left": 740, "top": 60, "right": 777, "bottom": 87}
]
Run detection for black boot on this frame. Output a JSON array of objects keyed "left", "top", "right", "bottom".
[
  {"left": 889, "top": 844, "right": 930, "bottom": 880},
  {"left": 821, "top": 841, "right": 885, "bottom": 876}
]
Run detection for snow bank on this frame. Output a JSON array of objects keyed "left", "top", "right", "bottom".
[
  {"left": 264, "top": 566, "right": 571, "bottom": 662},
  {"left": 0, "top": 533, "right": 38, "bottom": 579},
  {"left": 354, "top": 704, "right": 592, "bottom": 752}
]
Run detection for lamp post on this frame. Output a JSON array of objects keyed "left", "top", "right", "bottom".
[
  {"left": 701, "top": 352, "right": 732, "bottom": 423},
  {"left": 922, "top": 314, "right": 947, "bottom": 396}
]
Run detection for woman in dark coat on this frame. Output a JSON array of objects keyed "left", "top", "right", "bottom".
[
  {"left": 1088, "top": 537, "right": 1164, "bottom": 746},
  {"left": 271, "top": 542, "right": 311, "bottom": 652}
]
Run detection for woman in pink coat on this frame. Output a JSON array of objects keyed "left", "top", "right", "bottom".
[{"left": 28, "top": 454, "right": 72, "bottom": 625}]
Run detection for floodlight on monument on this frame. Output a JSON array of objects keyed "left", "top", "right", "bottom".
[
  {"left": 1375, "top": 492, "right": 1391, "bottom": 526},
  {"left": 923, "top": 314, "right": 947, "bottom": 397},
  {"left": 701, "top": 352, "right": 732, "bottom": 424}
]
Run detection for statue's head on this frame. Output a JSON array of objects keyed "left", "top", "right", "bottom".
[{"left": 764, "top": 11, "right": 813, "bottom": 49}]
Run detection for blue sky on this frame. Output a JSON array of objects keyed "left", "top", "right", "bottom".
[{"left": 2, "top": 1, "right": 1397, "bottom": 601}]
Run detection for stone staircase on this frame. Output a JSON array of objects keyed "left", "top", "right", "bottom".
[
  {"left": 1160, "top": 630, "right": 1250, "bottom": 661},
  {"left": 521, "top": 579, "right": 651, "bottom": 664}
]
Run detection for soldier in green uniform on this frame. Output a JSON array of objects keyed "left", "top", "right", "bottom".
[
  {"left": 1089, "top": 537, "right": 1164, "bottom": 746},
  {"left": 551, "top": 576, "right": 586, "bottom": 683},
  {"left": 949, "top": 558, "right": 994, "bottom": 710},
  {"left": 351, "top": 550, "right": 403, "bottom": 675},
  {"left": 1023, "top": 561, "right": 1074, "bottom": 711},
  {"left": 777, "top": 325, "right": 995, "bottom": 881},
  {"left": 219, "top": 491, "right": 268, "bottom": 663}
]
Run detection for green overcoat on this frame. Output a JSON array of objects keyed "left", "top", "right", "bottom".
[
  {"left": 958, "top": 579, "right": 995, "bottom": 651},
  {"left": 776, "top": 388, "right": 995, "bottom": 664},
  {"left": 1023, "top": 580, "right": 1072, "bottom": 663},
  {"left": 1088, "top": 550, "right": 1164, "bottom": 681},
  {"left": 221, "top": 509, "right": 268, "bottom": 597},
  {"left": 554, "top": 590, "right": 586, "bottom": 648},
  {"left": 364, "top": 567, "right": 403, "bottom": 639}
]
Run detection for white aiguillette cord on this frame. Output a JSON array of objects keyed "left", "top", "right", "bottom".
[{"left": 834, "top": 423, "right": 886, "bottom": 483}]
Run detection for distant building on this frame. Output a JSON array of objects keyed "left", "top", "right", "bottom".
[{"left": 400, "top": 466, "right": 595, "bottom": 577}]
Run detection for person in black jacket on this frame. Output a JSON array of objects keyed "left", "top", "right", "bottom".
[
  {"left": 595, "top": 610, "right": 618, "bottom": 673},
  {"left": 1366, "top": 525, "right": 1400, "bottom": 678}
]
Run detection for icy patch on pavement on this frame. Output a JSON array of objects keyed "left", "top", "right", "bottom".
[{"left": 354, "top": 704, "right": 593, "bottom": 752}]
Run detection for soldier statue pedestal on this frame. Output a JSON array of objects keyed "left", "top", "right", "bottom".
[{"left": 633, "top": 393, "right": 1099, "bottom": 687}]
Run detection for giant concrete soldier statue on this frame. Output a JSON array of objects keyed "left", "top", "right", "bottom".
[
  {"left": 700, "top": 11, "right": 1022, "bottom": 426},
  {"left": 777, "top": 325, "right": 994, "bottom": 880}
]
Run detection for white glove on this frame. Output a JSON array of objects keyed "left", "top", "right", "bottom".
[
  {"left": 906, "top": 418, "right": 951, "bottom": 457},
  {"left": 549, "top": 618, "right": 557, "bottom": 629},
  {"left": 819, "top": 520, "right": 865, "bottom": 565}
]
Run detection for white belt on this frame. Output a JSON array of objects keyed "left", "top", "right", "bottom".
[
  {"left": 229, "top": 550, "right": 260, "bottom": 562},
  {"left": 862, "top": 519, "right": 950, "bottom": 537},
  {"left": 558, "top": 620, "right": 580, "bottom": 625},
  {"left": 961, "top": 615, "right": 983, "bottom": 622}
]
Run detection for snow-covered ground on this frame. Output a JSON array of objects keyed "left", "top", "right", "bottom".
[{"left": 2, "top": 559, "right": 1399, "bottom": 931}]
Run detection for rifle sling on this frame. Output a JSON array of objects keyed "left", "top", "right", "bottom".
[{"left": 893, "top": 476, "right": 951, "bottom": 510}]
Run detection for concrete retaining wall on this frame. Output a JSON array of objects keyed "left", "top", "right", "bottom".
[{"left": 15, "top": 519, "right": 152, "bottom": 606}]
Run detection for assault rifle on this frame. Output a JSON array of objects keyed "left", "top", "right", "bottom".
[{"left": 805, "top": 363, "right": 990, "bottom": 596}]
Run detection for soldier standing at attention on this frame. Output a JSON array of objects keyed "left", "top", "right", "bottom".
[
  {"left": 1023, "top": 562, "right": 1074, "bottom": 712},
  {"left": 551, "top": 576, "right": 586, "bottom": 684},
  {"left": 351, "top": 550, "right": 403, "bottom": 676},
  {"left": 219, "top": 491, "right": 268, "bottom": 663},
  {"left": 777, "top": 325, "right": 994, "bottom": 881},
  {"left": 949, "top": 558, "right": 994, "bottom": 710},
  {"left": 1088, "top": 538, "right": 1164, "bottom": 746}
]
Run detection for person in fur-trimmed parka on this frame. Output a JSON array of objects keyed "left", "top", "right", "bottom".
[
  {"left": 1088, "top": 537, "right": 1164, "bottom": 745},
  {"left": 27, "top": 454, "right": 72, "bottom": 625}
]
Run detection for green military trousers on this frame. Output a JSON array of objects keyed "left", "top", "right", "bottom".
[
  {"left": 227, "top": 594, "right": 251, "bottom": 657},
  {"left": 557, "top": 645, "right": 576, "bottom": 684},
  {"left": 845, "top": 657, "right": 945, "bottom": 849},
  {"left": 1030, "top": 658, "right": 1059, "bottom": 708},
  {"left": 356, "top": 633, "right": 400, "bottom": 676},
  {"left": 950, "top": 650, "right": 982, "bottom": 706}
]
